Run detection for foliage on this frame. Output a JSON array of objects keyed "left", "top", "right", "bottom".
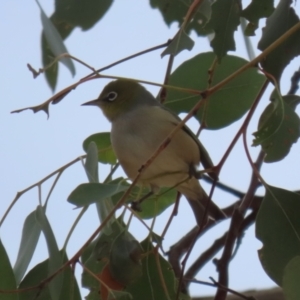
[{"left": 3, "top": 0, "right": 300, "bottom": 299}]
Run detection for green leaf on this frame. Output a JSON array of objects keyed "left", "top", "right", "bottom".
[
  {"left": 109, "top": 230, "right": 143, "bottom": 285},
  {"left": 164, "top": 52, "right": 265, "bottom": 129},
  {"left": 35, "top": 206, "right": 63, "bottom": 300},
  {"left": 85, "top": 141, "right": 99, "bottom": 183},
  {"left": 83, "top": 132, "right": 117, "bottom": 165},
  {"left": 19, "top": 250, "right": 81, "bottom": 300},
  {"left": 53, "top": 0, "right": 113, "bottom": 30},
  {"left": 137, "top": 188, "right": 177, "bottom": 219},
  {"left": 37, "top": 1, "right": 75, "bottom": 76},
  {"left": 283, "top": 94, "right": 300, "bottom": 110},
  {"left": 253, "top": 95, "right": 300, "bottom": 162},
  {"left": 283, "top": 256, "right": 300, "bottom": 300},
  {"left": 161, "top": 30, "right": 194, "bottom": 57},
  {"left": 42, "top": 34, "right": 59, "bottom": 91},
  {"left": 256, "top": 186, "right": 300, "bottom": 285},
  {"left": 126, "top": 239, "right": 185, "bottom": 300},
  {"left": 68, "top": 183, "right": 128, "bottom": 207},
  {"left": 109, "top": 181, "right": 177, "bottom": 219},
  {"left": 241, "top": 0, "right": 274, "bottom": 23},
  {"left": 82, "top": 220, "right": 126, "bottom": 297},
  {"left": 13, "top": 210, "right": 41, "bottom": 285},
  {"left": 258, "top": 0, "right": 300, "bottom": 83},
  {"left": 0, "top": 239, "right": 18, "bottom": 300},
  {"left": 39, "top": 0, "right": 113, "bottom": 90},
  {"left": 205, "top": 0, "right": 240, "bottom": 60},
  {"left": 81, "top": 240, "right": 106, "bottom": 295},
  {"left": 150, "top": 0, "right": 213, "bottom": 36}
]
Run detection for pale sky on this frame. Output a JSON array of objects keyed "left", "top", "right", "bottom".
[{"left": 1, "top": 1, "right": 299, "bottom": 298}]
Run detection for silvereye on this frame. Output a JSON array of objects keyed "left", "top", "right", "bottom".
[{"left": 82, "top": 79, "right": 224, "bottom": 225}]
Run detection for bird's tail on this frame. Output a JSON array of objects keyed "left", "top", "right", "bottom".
[{"left": 178, "top": 178, "right": 226, "bottom": 225}]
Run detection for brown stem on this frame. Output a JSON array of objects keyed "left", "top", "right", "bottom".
[
  {"left": 214, "top": 151, "right": 265, "bottom": 299},
  {"left": 160, "top": 54, "right": 175, "bottom": 104}
]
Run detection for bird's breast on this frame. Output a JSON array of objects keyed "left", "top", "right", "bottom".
[{"left": 110, "top": 106, "right": 200, "bottom": 188}]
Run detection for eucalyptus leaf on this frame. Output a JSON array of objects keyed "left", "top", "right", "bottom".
[
  {"left": 137, "top": 188, "right": 177, "bottom": 219},
  {"left": 40, "top": 0, "right": 112, "bottom": 89},
  {"left": 0, "top": 239, "right": 17, "bottom": 300},
  {"left": 68, "top": 183, "right": 128, "bottom": 207},
  {"left": 150, "top": 0, "right": 213, "bottom": 36},
  {"left": 37, "top": 1, "right": 75, "bottom": 76},
  {"left": 256, "top": 186, "right": 300, "bottom": 285},
  {"left": 204, "top": 0, "right": 240, "bottom": 60},
  {"left": 54, "top": 0, "right": 113, "bottom": 30},
  {"left": 19, "top": 250, "right": 81, "bottom": 300},
  {"left": 85, "top": 141, "right": 99, "bottom": 183},
  {"left": 35, "top": 206, "right": 63, "bottom": 300},
  {"left": 161, "top": 31, "right": 194, "bottom": 57},
  {"left": 254, "top": 96, "right": 300, "bottom": 162},
  {"left": 283, "top": 256, "right": 300, "bottom": 300},
  {"left": 164, "top": 52, "right": 265, "bottom": 129},
  {"left": 109, "top": 230, "right": 143, "bottom": 285},
  {"left": 258, "top": 0, "right": 300, "bottom": 83},
  {"left": 83, "top": 132, "right": 117, "bottom": 165},
  {"left": 126, "top": 239, "right": 188, "bottom": 300},
  {"left": 241, "top": 0, "right": 274, "bottom": 25},
  {"left": 13, "top": 210, "right": 41, "bottom": 285}
]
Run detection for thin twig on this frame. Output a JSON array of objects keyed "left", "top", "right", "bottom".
[
  {"left": 83, "top": 40, "right": 173, "bottom": 80},
  {"left": 184, "top": 211, "right": 257, "bottom": 282},
  {"left": 160, "top": 54, "right": 175, "bottom": 104},
  {"left": 0, "top": 156, "right": 85, "bottom": 226}
]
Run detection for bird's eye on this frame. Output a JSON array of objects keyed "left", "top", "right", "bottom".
[{"left": 107, "top": 91, "right": 118, "bottom": 101}]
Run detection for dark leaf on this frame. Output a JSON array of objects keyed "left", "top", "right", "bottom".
[
  {"left": 150, "top": 0, "right": 213, "bottom": 36},
  {"left": 42, "top": 33, "right": 59, "bottom": 91},
  {"left": 161, "top": 30, "right": 194, "bottom": 57},
  {"left": 54, "top": 0, "right": 113, "bottom": 30},
  {"left": 204, "top": 0, "right": 240, "bottom": 60},
  {"left": 126, "top": 239, "right": 189, "bottom": 300},
  {"left": 0, "top": 239, "right": 17, "bottom": 300},
  {"left": 258, "top": 0, "right": 300, "bottom": 83},
  {"left": 241, "top": 0, "right": 274, "bottom": 23},
  {"left": 109, "top": 230, "right": 143, "bottom": 285},
  {"left": 19, "top": 250, "right": 81, "bottom": 300},
  {"left": 253, "top": 94, "right": 300, "bottom": 162},
  {"left": 256, "top": 186, "right": 300, "bottom": 285}
]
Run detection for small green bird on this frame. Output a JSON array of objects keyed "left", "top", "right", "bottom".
[{"left": 82, "top": 79, "right": 224, "bottom": 225}]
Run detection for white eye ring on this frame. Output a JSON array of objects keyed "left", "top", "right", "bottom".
[{"left": 107, "top": 91, "right": 118, "bottom": 101}]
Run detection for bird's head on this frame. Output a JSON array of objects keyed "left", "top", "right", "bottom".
[{"left": 82, "top": 79, "right": 156, "bottom": 122}]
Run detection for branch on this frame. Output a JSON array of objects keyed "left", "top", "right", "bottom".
[{"left": 192, "top": 287, "right": 284, "bottom": 300}]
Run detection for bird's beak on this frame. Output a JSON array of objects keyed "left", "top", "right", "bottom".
[{"left": 81, "top": 99, "right": 99, "bottom": 106}]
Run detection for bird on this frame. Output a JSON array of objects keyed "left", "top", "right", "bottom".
[{"left": 82, "top": 79, "right": 225, "bottom": 225}]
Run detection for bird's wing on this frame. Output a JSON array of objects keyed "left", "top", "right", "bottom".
[{"left": 160, "top": 105, "right": 218, "bottom": 180}]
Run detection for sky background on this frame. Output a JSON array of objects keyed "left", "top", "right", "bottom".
[{"left": 1, "top": 0, "right": 300, "bottom": 298}]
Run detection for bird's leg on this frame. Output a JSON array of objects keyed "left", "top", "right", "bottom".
[
  {"left": 131, "top": 191, "right": 154, "bottom": 212},
  {"left": 189, "top": 164, "right": 201, "bottom": 179},
  {"left": 194, "top": 168, "right": 218, "bottom": 180}
]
